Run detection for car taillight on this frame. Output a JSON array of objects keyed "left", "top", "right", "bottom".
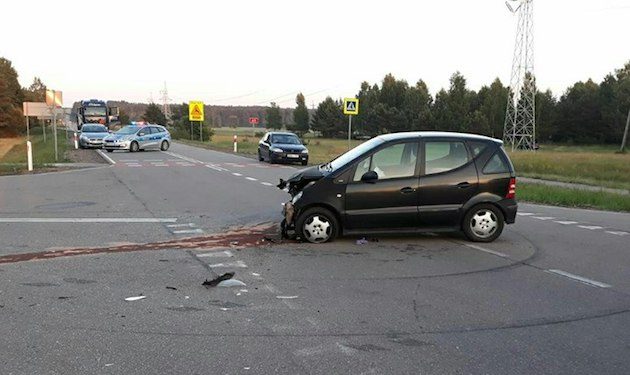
[{"left": 506, "top": 177, "right": 516, "bottom": 199}]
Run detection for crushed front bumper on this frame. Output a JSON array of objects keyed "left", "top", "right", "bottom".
[{"left": 281, "top": 201, "right": 296, "bottom": 238}]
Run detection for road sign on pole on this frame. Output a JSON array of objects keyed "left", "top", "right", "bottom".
[
  {"left": 249, "top": 117, "right": 260, "bottom": 125},
  {"left": 189, "top": 101, "right": 204, "bottom": 122},
  {"left": 343, "top": 98, "right": 359, "bottom": 115},
  {"left": 343, "top": 98, "right": 359, "bottom": 150}
]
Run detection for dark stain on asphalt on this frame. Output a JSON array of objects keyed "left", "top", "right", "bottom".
[
  {"left": 345, "top": 343, "right": 389, "bottom": 352},
  {"left": 21, "top": 282, "right": 59, "bottom": 287},
  {"left": 63, "top": 277, "right": 97, "bottom": 284},
  {"left": 0, "top": 223, "right": 278, "bottom": 264},
  {"left": 166, "top": 306, "right": 206, "bottom": 312},
  {"left": 208, "top": 300, "right": 246, "bottom": 309},
  {"left": 34, "top": 201, "right": 96, "bottom": 210}
]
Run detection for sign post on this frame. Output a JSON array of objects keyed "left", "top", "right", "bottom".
[
  {"left": 46, "top": 89, "right": 63, "bottom": 161},
  {"left": 26, "top": 141, "right": 33, "bottom": 171},
  {"left": 343, "top": 98, "right": 359, "bottom": 150},
  {"left": 188, "top": 101, "right": 205, "bottom": 141},
  {"left": 249, "top": 117, "right": 259, "bottom": 137}
]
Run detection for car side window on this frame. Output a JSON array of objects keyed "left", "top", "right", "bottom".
[
  {"left": 483, "top": 151, "right": 510, "bottom": 174},
  {"left": 151, "top": 127, "right": 162, "bottom": 134},
  {"left": 352, "top": 142, "right": 418, "bottom": 181},
  {"left": 138, "top": 129, "right": 147, "bottom": 136},
  {"left": 424, "top": 141, "right": 469, "bottom": 175},
  {"left": 468, "top": 141, "right": 487, "bottom": 157}
]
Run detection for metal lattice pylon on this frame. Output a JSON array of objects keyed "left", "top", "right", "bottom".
[
  {"left": 160, "top": 82, "right": 172, "bottom": 123},
  {"left": 503, "top": 0, "right": 536, "bottom": 151}
]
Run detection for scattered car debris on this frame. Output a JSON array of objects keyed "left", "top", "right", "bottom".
[
  {"left": 251, "top": 272, "right": 261, "bottom": 277},
  {"left": 356, "top": 238, "right": 369, "bottom": 245},
  {"left": 230, "top": 241, "right": 239, "bottom": 246},
  {"left": 166, "top": 286, "right": 178, "bottom": 290},
  {"left": 124, "top": 296, "right": 146, "bottom": 302},
  {"left": 262, "top": 236, "right": 278, "bottom": 243},
  {"left": 369, "top": 238, "right": 379, "bottom": 242},
  {"left": 202, "top": 272, "right": 235, "bottom": 287},
  {"left": 217, "top": 279, "right": 246, "bottom": 287}
]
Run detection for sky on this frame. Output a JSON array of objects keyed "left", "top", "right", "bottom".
[{"left": 1, "top": 0, "right": 628, "bottom": 108}]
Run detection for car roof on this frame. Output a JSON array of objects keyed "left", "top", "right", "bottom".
[
  {"left": 377, "top": 131, "right": 502, "bottom": 144},
  {"left": 268, "top": 131, "right": 298, "bottom": 136}
]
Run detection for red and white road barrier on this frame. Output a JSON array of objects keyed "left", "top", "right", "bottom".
[
  {"left": 26, "top": 141, "right": 33, "bottom": 171},
  {"left": 73, "top": 132, "right": 78, "bottom": 149},
  {"left": 233, "top": 134, "right": 238, "bottom": 153}
]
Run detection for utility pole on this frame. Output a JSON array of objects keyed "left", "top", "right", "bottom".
[
  {"left": 620, "top": 108, "right": 630, "bottom": 153},
  {"left": 503, "top": 0, "right": 536, "bottom": 151},
  {"left": 160, "top": 82, "right": 171, "bottom": 123}
]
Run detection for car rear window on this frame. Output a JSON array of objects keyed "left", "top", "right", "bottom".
[
  {"left": 424, "top": 141, "right": 469, "bottom": 175},
  {"left": 483, "top": 151, "right": 511, "bottom": 174},
  {"left": 468, "top": 141, "right": 487, "bottom": 157}
]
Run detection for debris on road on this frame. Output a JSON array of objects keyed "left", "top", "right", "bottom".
[
  {"left": 252, "top": 272, "right": 261, "bottom": 277},
  {"left": 218, "top": 279, "right": 246, "bottom": 287},
  {"left": 276, "top": 295, "right": 299, "bottom": 299},
  {"left": 166, "top": 286, "right": 178, "bottom": 290},
  {"left": 356, "top": 238, "right": 369, "bottom": 245},
  {"left": 124, "top": 296, "right": 146, "bottom": 302},
  {"left": 230, "top": 241, "right": 239, "bottom": 246},
  {"left": 202, "top": 272, "right": 235, "bottom": 287}
]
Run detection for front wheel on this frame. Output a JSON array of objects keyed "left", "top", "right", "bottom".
[
  {"left": 160, "top": 140, "right": 170, "bottom": 151},
  {"left": 462, "top": 204, "right": 505, "bottom": 242},
  {"left": 296, "top": 207, "right": 339, "bottom": 243},
  {"left": 129, "top": 141, "right": 139, "bottom": 152},
  {"left": 106, "top": 149, "right": 114, "bottom": 153},
  {"left": 258, "top": 150, "right": 264, "bottom": 161}
]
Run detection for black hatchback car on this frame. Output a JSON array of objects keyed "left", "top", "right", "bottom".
[
  {"left": 258, "top": 132, "right": 309, "bottom": 165},
  {"left": 279, "top": 132, "right": 517, "bottom": 243}
]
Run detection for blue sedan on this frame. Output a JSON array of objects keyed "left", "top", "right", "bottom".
[{"left": 103, "top": 125, "right": 171, "bottom": 153}]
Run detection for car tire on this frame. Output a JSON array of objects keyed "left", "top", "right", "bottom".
[
  {"left": 160, "top": 140, "right": 170, "bottom": 151},
  {"left": 129, "top": 141, "right": 139, "bottom": 153},
  {"left": 462, "top": 203, "right": 505, "bottom": 242},
  {"left": 296, "top": 207, "right": 339, "bottom": 244},
  {"left": 301, "top": 160, "right": 308, "bottom": 166},
  {"left": 258, "top": 150, "right": 264, "bottom": 161},
  {"left": 106, "top": 149, "right": 114, "bottom": 153}
]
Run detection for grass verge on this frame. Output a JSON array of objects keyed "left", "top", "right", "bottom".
[
  {"left": 518, "top": 183, "right": 630, "bottom": 212},
  {"left": 0, "top": 130, "right": 69, "bottom": 175}
]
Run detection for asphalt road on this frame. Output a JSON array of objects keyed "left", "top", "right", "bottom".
[{"left": 0, "top": 142, "right": 629, "bottom": 374}]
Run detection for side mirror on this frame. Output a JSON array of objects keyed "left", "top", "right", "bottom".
[{"left": 361, "top": 171, "right": 378, "bottom": 183}]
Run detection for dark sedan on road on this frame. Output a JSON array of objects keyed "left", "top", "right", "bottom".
[
  {"left": 258, "top": 132, "right": 308, "bottom": 165},
  {"left": 279, "top": 132, "right": 517, "bottom": 243},
  {"left": 78, "top": 124, "right": 109, "bottom": 149}
]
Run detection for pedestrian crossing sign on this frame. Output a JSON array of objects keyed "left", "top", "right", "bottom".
[
  {"left": 343, "top": 98, "right": 359, "bottom": 115},
  {"left": 189, "top": 101, "right": 205, "bottom": 122}
]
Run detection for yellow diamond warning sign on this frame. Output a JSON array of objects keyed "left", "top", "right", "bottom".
[{"left": 189, "top": 101, "right": 205, "bottom": 122}]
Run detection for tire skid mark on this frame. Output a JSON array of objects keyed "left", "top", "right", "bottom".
[{"left": 0, "top": 223, "right": 281, "bottom": 265}]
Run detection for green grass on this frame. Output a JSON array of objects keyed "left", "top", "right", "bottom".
[
  {"left": 509, "top": 150, "right": 630, "bottom": 190},
  {"left": 518, "top": 183, "right": 630, "bottom": 212},
  {"left": 0, "top": 130, "right": 69, "bottom": 174}
]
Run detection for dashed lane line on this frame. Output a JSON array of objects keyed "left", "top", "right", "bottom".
[
  {"left": 208, "top": 260, "right": 248, "bottom": 268},
  {"left": 554, "top": 220, "right": 579, "bottom": 225},
  {"left": 0, "top": 218, "right": 177, "bottom": 223},
  {"left": 245, "top": 177, "right": 258, "bottom": 181},
  {"left": 232, "top": 172, "right": 243, "bottom": 176},
  {"left": 532, "top": 216, "right": 555, "bottom": 221},
  {"left": 462, "top": 243, "right": 509, "bottom": 258},
  {"left": 578, "top": 225, "right": 604, "bottom": 230},
  {"left": 261, "top": 182, "right": 274, "bottom": 186},
  {"left": 196, "top": 250, "right": 234, "bottom": 258},
  {"left": 172, "top": 228, "right": 205, "bottom": 234},
  {"left": 605, "top": 231, "right": 628, "bottom": 236},
  {"left": 546, "top": 269, "right": 612, "bottom": 288},
  {"left": 517, "top": 212, "right": 536, "bottom": 216}
]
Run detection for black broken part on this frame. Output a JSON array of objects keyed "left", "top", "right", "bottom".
[{"left": 202, "top": 272, "right": 235, "bottom": 287}]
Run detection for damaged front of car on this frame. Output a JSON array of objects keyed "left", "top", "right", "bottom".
[{"left": 277, "top": 164, "right": 344, "bottom": 240}]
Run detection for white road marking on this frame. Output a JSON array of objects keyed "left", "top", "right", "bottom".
[
  {"left": 517, "top": 212, "right": 536, "bottom": 216},
  {"left": 276, "top": 295, "right": 299, "bottom": 299},
  {"left": 167, "top": 223, "right": 197, "bottom": 228},
  {"left": 172, "top": 228, "right": 204, "bottom": 234},
  {"left": 196, "top": 250, "right": 234, "bottom": 258},
  {"left": 578, "top": 225, "right": 604, "bottom": 230},
  {"left": 118, "top": 159, "right": 138, "bottom": 162},
  {"left": 163, "top": 151, "right": 202, "bottom": 164},
  {"left": 145, "top": 159, "right": 163, "bottom": 162},
  {"left": 554, "top": 220, "right": 579, "bottom": 225},
  {"left": 96, "top": 150, "right": 116, "bottom": 164},
  {"left": 546, "top": 269, "right": 612, "bottom": 288},
  {"left": 152, "top": 163, "right": 168, "bottom": 167},
  {"left": 208, "top": 260, "right": 248, "bottom": 268},
  {"left": 0, "top": 218, "right": 177, "bottom": 223},
  {"left": 232, "top": 172, "right": 243, "bottom": 176},
  {"left": 463, "top": 243, "right": 509, "bottom": 258},
  {"left": 533, "top": 216, "right": 555, "bottom": 220},
  {"left": 260, "top": 182, "right": 273, "bottom": 186},
  {"left": 245, "top": 177, "right": 258, "bottom": 181},
  {"left": 205, "top": 165, "right": 228, "bottom": 172},
  {"left": 605, "top": 231, "right": 628, "bottom": 236}
]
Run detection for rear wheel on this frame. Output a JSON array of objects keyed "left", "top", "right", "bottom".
[
  {"left": 106, "top": 149, "right": 113, "bottom": 153},
  {"left": 258, "top": 150, "right": 264, "bottom": 161},
  {"left": 296, "top": 207, "right": 339, "bottom": 243},
  {"left": 129, "top": 141, "right": 139, "bottom": 153},
  {"left": 463, "top": 204, "right": 504, "bottom": 242},
  {"left": 160, "top": 140, "right": 170, "bottom": 151},
  {"left": 301, "top": 160, "right": 308, "bottom": 166}
]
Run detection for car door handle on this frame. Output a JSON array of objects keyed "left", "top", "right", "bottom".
[
  {"left": 400, "top": 187, "right": 416, "bottom": 194},
  {"left": 456, "top": 182, "right": 472, "bottom": 189}
]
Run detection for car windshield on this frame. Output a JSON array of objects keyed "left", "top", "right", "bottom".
[
  {"left": 84, "top": 107, "right": 107, "bottom": 116},
  {"left": 116, "top": 126, "right": 139, "bottom": 135},
  {"left": 81, "top": 125, "right": 107, "bottom": 133},
  {"left": 327, "top": 137, "right": 384, "bottom": 171},
  {"left": 271, "top": 134, "right": 301, "bottom": 144}
]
